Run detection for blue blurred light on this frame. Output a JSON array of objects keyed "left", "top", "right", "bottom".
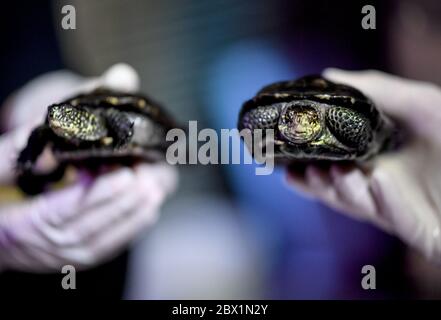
[{"left": 204, "top": 39, "right": 343, "bottom": 298}]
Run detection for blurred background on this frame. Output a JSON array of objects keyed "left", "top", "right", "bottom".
[{"left": 1, "top": 0, "right": 441, "bottom": 299}]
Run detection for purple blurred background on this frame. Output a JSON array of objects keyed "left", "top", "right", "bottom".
[{"left": 1, "top": 0, "right": 441, "bottom": 299}]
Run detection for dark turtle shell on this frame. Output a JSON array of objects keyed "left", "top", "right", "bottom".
[
  {"left": 65, "top": 88, "right": 178, "bottom": 132},
  {"left": 238, "top": 75, "right": 395, "bottom": 161},
  {"left": 16, "top": 88, "right": 179, "bottom": 195},
  {"left": 50, "top": 88, "right": 180, "bottom": 162}
]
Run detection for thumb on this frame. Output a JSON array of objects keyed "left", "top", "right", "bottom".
[
  {"left": 4, "top": 63, "right": 140, "bottom": 131},
  {"left": 369, "top": 158, "right": 441, "bottom": 260},
  {"left": 75, "top": 63, "right": 140, "bottom": 94},
  {"left": 323, "top": 69, "right": 441, "bottom": 139}
]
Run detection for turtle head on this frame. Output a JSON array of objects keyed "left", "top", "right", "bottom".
[
  {"left": 278, "top": 102, "right": 323, "bottom": 144},
  {"left": 47, "top": 104, "right": 107, "bottom": 142},
  {"left": 47, "top": 104, "right": 78, "bottom": 138}
]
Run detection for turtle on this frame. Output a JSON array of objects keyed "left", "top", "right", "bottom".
[
  {"left": 16, "top": 88, "right": 179, "bottom": 195},
  {"left": 238, "top": 75, "right": 397, "bottom": 162}
]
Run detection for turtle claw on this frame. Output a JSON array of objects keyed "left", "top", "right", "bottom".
[{"left": 103, "top": 108, "right": 134, "bottom": 148}]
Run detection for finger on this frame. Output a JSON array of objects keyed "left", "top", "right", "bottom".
[
  {"left": 5, "top": 63, "right": 139, "bottom": 129},
  {"left": 0, "top": 184, "right": 84, "bottom": 254},
  {"left": 323, "top": 69, "right": 441, "bottom": 137},
  {"left": 102, "top": 63, "right": 140, "bottom": 92},
  {"left": 82, "top": 166, "right": 172, "bottom": 264},
  {"left": 1, "top": 242, "right": 64, "bottom": 273},
  {"left": 25, "top": 184, "right": 86, "bottom": 228},
  {"left": 11, "top": 163, "right": 172, "bottom": 265},
  {"left": 57, "top": 202, "right": 159, "bottom": 269},
  {"left": 32, "top": 167, "right": 136, "bottom": 229},
  {"left": 370, "top": 162, "right": 440, "bottom": 253},
  {"left": 59, "top": 189, "right": 142, "bottom": 245},
  {"left": 304, "top": 164, "right": 355, "bottom": 214},
  {"left": 89, "top": 202, "right": 159, "bottom": 264},
  {"left": 369, "top": 169, "right": 417, "bottom": 240},
  {"left": 2, "top": 71, "right": 83, "bottom": 131},
  {"left": 81, "top": 167, "right": 136, "bottom": 208},
  {"left": 78, "top": 63, "right": 140, "bottom": 93},
  {"left": 304, "top": 165, "right": 337, "bottom": 202},
  {"left": 12, "top": 182, "right": 142, "bottom": 262},
  {"left": 285, "top": 164, "right": 316, "bottom": 198},
  {"left": 43, "top": 163, "right": 171, "bottom": 251},
  {"left": 329, "top": 165, "right": 391, "bottom": 230},
  {"left": 134, "top": 162, "right": 178, "bottom": 198},
  {"left": 323, "top": 68, "right": 441, "bottom": 117}
]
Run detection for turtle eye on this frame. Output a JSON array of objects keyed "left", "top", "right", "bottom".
[
  {"left": 48, "top": 104, "right": 71, "bottom": 122},
  {"left": 278, "top": 103, "right": 322, "bottom": 144},
  {"left": 48, "top": 105, "right": 60, "bottom": 120}
]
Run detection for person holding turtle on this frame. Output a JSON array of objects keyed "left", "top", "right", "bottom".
[
  {"left": 0, "top": 64, "right": 178, "bottom": 272},
  {"left": 238, "top": 68, "right": 441, "bottom": 264},
  {"left": 286, "top": 69, "right": 441, "bottom": 264},
  {"left": 1, "top": 65, "right": 441, "bottom": 272}
]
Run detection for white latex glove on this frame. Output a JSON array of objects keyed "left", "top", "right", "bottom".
[
  {"left": 287, "top": 69, "right": 441, "bottom": 263},
  {"left": 0, "top": 64, "right": 177, "bottom": 272}
]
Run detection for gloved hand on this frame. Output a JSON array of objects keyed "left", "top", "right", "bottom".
[
  {"left": 0, "top": 64, "right": 177, "bottom": 272},
  {"left": 287, "top": 69, "right": 441, "bottom": 263}
]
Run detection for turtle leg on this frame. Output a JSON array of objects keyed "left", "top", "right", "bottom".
[
  {"left": 102, "top": 108, "right": 134, "bottom": 148},
  {"left": 239, "top": 105, "right": 280, "bottom": 131},
  {"left": 16, "top": 125, "right": 52, "bottom": 175},
  {"left": 16, "top": 125, "right": 67, "bottom": 195},
  {"left": 325, "top": 107, "right": 372, "bottom": 153},
  {"left": 16, "top": 163, "right": 67, "bottom": 195}
]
